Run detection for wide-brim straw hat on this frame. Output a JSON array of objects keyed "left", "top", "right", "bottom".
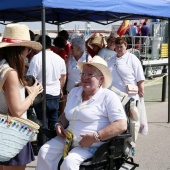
[
  {"left": 78, "top": 55, "right": 112, "bottom": 88},
  {"left": 0, "top": 23, "right": 42, "bottom": 51},
  {"left": 89, "top": 33, "right": 106, "bottom": 48}
]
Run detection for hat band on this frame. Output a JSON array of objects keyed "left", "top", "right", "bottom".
[{"left": 2, "top": 38, "right": 28, "bottom": 43}]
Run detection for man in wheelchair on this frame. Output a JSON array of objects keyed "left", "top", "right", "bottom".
[{"left": 36, "top": 56, "right": 128, "bottom": 170}]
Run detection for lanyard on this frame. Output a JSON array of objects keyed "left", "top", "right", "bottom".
[{"left": 69, "top": 99, "right": 89, "bottom": 131}]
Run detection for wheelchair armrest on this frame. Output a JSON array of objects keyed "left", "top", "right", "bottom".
[
  {"left": 102, "top": 131, "right": 131, "bottom": 142},
  {"left": 114, "top": 133, "right": 131, "bottom": 139}
]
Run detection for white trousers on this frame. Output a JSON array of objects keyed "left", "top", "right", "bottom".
[{"left": 36, "top": 136, "right": 93, "bottom": 170}]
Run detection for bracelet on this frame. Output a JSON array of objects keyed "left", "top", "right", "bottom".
[
  {"left": 93, "top": 131, "right": 101, "bottom": 142},
  {"left": 55, "top": 121, "right": 64, "bottom": 128}
]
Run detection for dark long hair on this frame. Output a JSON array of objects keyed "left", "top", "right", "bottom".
[{"left": 0, "top": 46, "right": 27, "bottom": 86}]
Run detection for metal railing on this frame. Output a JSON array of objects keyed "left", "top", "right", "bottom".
[{"left": 125, "top": 36, "right": 161, "bottom": 60}]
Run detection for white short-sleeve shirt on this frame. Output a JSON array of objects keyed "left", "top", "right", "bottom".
[
  {"left": 27, "top": 51, "right": 66, "bottom": 96},
  {"left": 108, "top": 51, "right": 145, "bottom": 99},
  {"left": 64, "top": 87, "right": 127, "bottom": 146}
]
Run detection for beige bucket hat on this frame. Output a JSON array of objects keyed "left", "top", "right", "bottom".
[
  {"left": 0, "top": 23, "right": 42, "bottom": 50},
  {"left": 89, "top": 33, "right": 106, "bottom": 48},
  {"left": 78, "top": 55, "right": 113, "bottom": 88}
]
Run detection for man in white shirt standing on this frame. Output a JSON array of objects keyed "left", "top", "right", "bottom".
[{"left": 27, "top": 35, "right": 66, "bottom": 149}]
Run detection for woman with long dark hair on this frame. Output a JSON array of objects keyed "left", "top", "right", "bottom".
[{"left": 0, "top": 23, "right": 43, "bottom": 170}]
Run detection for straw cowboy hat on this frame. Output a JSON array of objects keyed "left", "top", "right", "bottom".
[
  {"left": 89, "top": 33, "right": 107, "bottom": 48},
  {"left": 0, "top": 23, "right": 42, "bottom": 50},
  {"left": 78, "top": 55, "right": 112, "bottom": 88}
]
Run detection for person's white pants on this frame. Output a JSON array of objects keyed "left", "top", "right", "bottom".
[{"left": 36, "top": 136, "right": 93, "bottom": 170}]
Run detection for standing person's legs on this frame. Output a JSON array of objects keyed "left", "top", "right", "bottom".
[
  {"left": 46, "top": 94, "right": 60, "bottom": 130},
  {"left": 34, "top": 94, "right": 60, "bottom": 148},
  {"left": 36, "top": 136, "right": 64, "bottom": 170}
]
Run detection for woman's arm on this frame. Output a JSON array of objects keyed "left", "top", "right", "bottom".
[
  {"left": 79, "top": 119, "right": 127, "bottom": 148},
  {"left": 98, "top": 119, "right": 127, "bottom": 141},
  {"left": 4, "top": 70, "right": 42, "bottom": 117},
  {"left": 60, "top": 74, "right": 66, "bottom": 90},
  {"left": 137, "top": 80, "right": 144, "bottom": 97},
  {"left": 55, "top": 112, "right": 69, "bottom": 138},
  {"left": 58, "top": 112, "right": 69, "bottom": 128}
]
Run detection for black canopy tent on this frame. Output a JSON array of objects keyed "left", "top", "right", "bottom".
[
  {"left": 0, "top": 1, "right": 169, "bottom": 144},
  {"left": 0, "top": 8, "right": 164, "bottom": 26}
]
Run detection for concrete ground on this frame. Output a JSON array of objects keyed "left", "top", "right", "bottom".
[
  {"left": 134, "top": 102, "right": 170, "bottom": 170},
  {"left": 26, "top": 77, "right": 169, "bottom": 170},
  {"left": 134, "top": 77, "right": 170, "bottom": 170}
]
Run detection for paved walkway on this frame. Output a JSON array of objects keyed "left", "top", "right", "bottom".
[
  {"left": 26, "top": 81, "right": 169, "bottom": 170},
  {"left": 135, "top": 102, "right": 170, "bottom": 170}
]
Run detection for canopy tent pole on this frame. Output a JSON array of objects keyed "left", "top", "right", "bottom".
[
  {"left": 41, "top": 7, "right": 47, "bottom": 143},
  {"left": 57, "top": 13, "right": 60, "bottom": 35},
  {"left": 168, "top": 18, "right": 170, "bottom": 123}
]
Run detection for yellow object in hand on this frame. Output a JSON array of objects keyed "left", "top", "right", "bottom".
[{"left": 63, "top": 130, "right": 73, "bottom": 158}]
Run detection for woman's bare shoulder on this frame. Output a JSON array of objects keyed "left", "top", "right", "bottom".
[{"left": 5, "top": 70, "right": 19, "bottom": 84}]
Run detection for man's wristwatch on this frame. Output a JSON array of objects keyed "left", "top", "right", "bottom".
[{"left": 94, "top": 131, "right": 101, "bottom": 141}]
